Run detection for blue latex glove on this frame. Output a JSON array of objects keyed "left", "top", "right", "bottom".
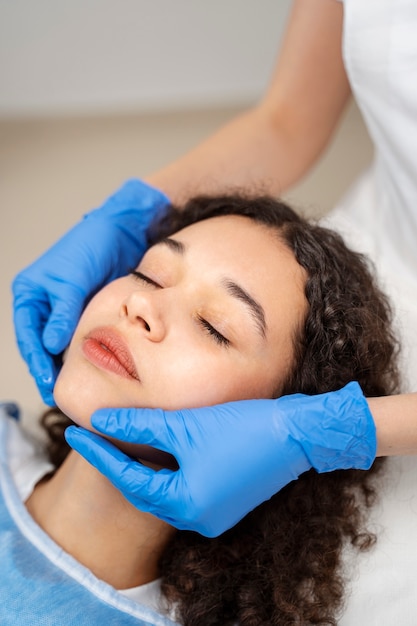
[
  {"left": 65, "top": 381, "right": 376, "bottom": 537},
  {"left": 12, "top": 179, "right": 170, "bottom": 405}
]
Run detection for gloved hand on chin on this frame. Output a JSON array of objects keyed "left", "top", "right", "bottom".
[
  {"left": 12, "top": 179, "right": 170, "bottom": 404},
  {"left": 65, "top": 381, "right": 376, "bottom": 538}
]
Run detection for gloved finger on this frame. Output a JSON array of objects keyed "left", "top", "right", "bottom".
[
  {"left": 91, "top": 406, "right": 183, "bottom": 453},
  {"left": 14, "top": 300, "right": 48, "bottom": 366},
  {"left": 42, "top": 295, "right": 85, "bottom": 354},
  {"left": 13, "top": 304, "right": 56, "bottom": 403},
  {"left": 65, "top": 426, "right": 178, "bottom": 517},
  {"left": 31, "top": 357, "right": 56, "bottom": 406},
  {"left": 65, "top": 426, "right": 155, "bottom": 487}
]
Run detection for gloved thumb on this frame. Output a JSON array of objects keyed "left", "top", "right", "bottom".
[{"left": 91, "top": 406, "right": 179, "bottom": 452}]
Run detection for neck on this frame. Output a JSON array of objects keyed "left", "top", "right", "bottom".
[{"left": 26, "top": 450, "right": 175, "bottom": 589}]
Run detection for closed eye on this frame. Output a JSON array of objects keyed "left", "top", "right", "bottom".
[
  {"left": 131, "top": 271, "right": 230, "bottom": 346},
  {"left": 130, "top": 270, "right": 161, "bottom": 288},
  {"left": 197, "top": 315, "right": 230, "bottom": 347}
]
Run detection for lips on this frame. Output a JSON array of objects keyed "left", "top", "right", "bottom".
[{"left": 82, "top": 327, "right": 140, "bottom": 381}]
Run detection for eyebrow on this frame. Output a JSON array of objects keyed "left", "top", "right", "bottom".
[
  {"left": 156, "top": 237, "right": 267, "bottom": 339},
  {"left": 158, "top": 237, "right": 186, "bottom": 255},
  {"left": 221, "top": 279, "right": 267, "bottom": 339}
]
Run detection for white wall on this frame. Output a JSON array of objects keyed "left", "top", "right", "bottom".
[{"left": 0, "top": 0, "right": 291, "bottom": 117}]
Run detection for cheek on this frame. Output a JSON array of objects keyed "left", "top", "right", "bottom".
[
  {"left": 79, "top": 284, "right": 122, "bottom": 324},
  {"left": 75, "top": 276, "right": 131, "bottom": 332},
  {"left": 149, "top": 351, "right": 276, "bottom": 410}
]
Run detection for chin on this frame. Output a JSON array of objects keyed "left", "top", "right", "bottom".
[
  {"left": 53, "top": 380, "right": 92, "bottom": 430},
  {"left": 54, "top": 401, "right": 91, "bottom": 430},
  {"left": 54, "top": 365, "right": 113, "bottom": 429}
]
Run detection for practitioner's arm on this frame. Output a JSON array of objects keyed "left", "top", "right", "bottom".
[
  {"left": 371, "top": 394, "right": 417, "bottom": 456},
  {"left": 146, "top": 0, "right": 351, "bottom": 201}
]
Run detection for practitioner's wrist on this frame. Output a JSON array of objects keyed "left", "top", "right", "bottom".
[{"left": 280, "top": 382, "right": 377, "bottom": 474}]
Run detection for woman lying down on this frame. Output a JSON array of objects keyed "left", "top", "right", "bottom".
[{"left": 0, "top": 194, "right": 399, "bottom": 625}]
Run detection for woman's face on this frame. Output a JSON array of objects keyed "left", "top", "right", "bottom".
[{"left": 54, "top": 215, "right": 307, "bottom": 429}]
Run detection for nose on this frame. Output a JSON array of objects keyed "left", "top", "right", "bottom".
[{"left": 120, "top": 289, "right": 166, "bottom": 342}]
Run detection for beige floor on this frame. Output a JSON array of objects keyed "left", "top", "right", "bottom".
[{"left": 0, "top": 102, "right": 373, "bottom": 423}]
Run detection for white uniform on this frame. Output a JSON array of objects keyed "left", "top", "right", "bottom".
[
  {"left": 325, "top": 1, "right": 417, "bottom": 623},
  {"left": 326, "top": 0, "right": 417, "bottom": 391}
]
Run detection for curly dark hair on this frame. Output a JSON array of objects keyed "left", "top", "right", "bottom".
[{"left": 42, "top": 194, "right": 400, "bottom": 625}]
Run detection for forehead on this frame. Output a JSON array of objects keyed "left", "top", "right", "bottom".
[
  {"left": 169, "top": 214, "right": 295, "bottom": 272},
  {"left": 171, "top": 214, "right": 278, "bottom": 251},
  {"left": 167, "top": 214, "right": 308, "bottom": 321}
]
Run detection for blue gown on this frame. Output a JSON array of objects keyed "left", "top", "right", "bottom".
[{"left": 0, "top": 404, "right": 179, "bottom": 626}]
